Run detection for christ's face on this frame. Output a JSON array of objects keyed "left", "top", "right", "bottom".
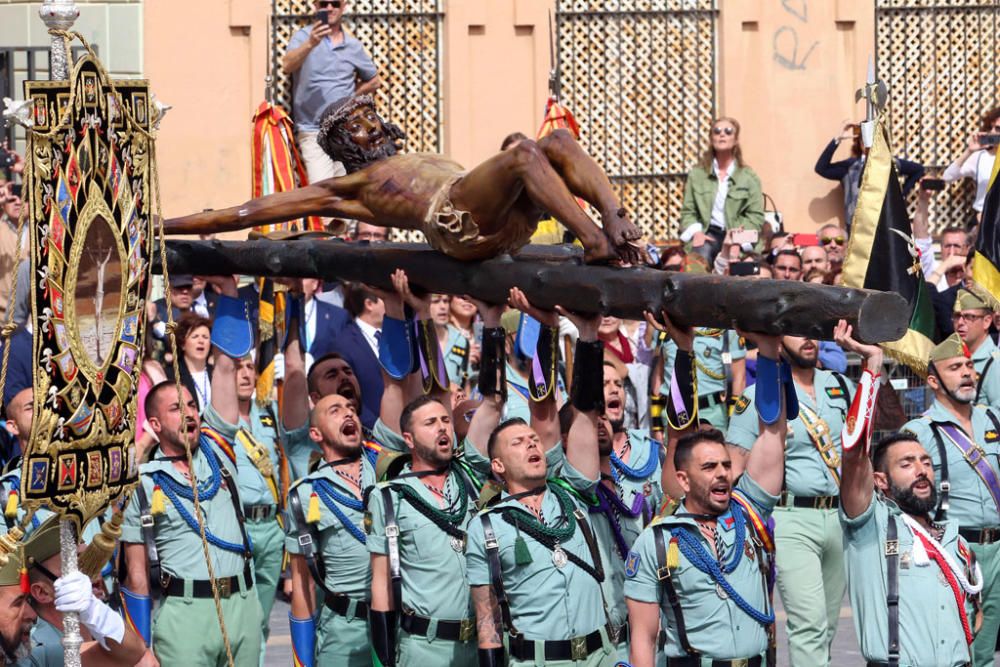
[{"left": 344, "top": 105, "right": 388, "bottom": 152}]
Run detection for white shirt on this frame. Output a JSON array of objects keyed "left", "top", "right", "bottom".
[
  {"left": 943, "top": 149, "right": 996, "bottom": 212},
  {"left": 189, "top": 368, "right": 211, "bottom": 413},
  {"left": 709, "top": 157, "right": 732, "bottom": 231},
  {"left": 355, "top": 317, "right": 381, "bottom": 356},
  {"left": 193, "top": 293, "right": 210, "bottom": 318},
  {"left": 303, "top": 298, "right": 318, "bottom": 373}
]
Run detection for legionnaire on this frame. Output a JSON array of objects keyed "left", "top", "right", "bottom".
[
  {"left": 285, "top": 392, "right": 376, "bottom": 667},
  {"left": 657, "top": 327, "right": 746, "bottom": 430},
  {"left": 121, "top": 296, "right": 263, "bottom": 666},
  {"left": 625, "top": 329, "right": 790, "bottom": 667},
  {"left": 900, "top": 333, "right": 1000, "bottom": 666},
  {"left": 466, "top": 308, "right": 617, "bottom": 667},
  {"left": 951, "top": 288, "right": 1000, "bottom": 409},
  {"left": 199, "top": 276, "right": 308, "bottom": 657},
  {"left": 726, "top": 333, "right": 854, "bottom": 667},
  {"left": 835, "top": 320, "right": 982, "bottom": 667}
]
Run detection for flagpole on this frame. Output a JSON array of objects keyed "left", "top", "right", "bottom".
[{"left": 38, "top": 2, "right": 84, "bottom": 666}]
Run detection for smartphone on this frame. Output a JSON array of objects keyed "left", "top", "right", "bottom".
[
  {"left": 730, "top": 229, "right": 759, "bottom": 246},
  {"left": 980, "top": 134, "right": 1000, "bottom": 147},
  {"left": 792, "top": 233, "right": 819, "bottom": 247},
  {"left": 9, "top": 184, "right": 21, "bottom": 199},
  {"left": 730, "top": 261, "right": 760, "bottom": 277},
  {"left": 921, "top": 178, "right": 946, "bottom": 191},
  {"left": 317, "top": 9, "right": 329, "bottom": 23}
]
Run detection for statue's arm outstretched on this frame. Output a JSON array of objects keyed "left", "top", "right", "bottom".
[{"left": 163, "top": 179, "right": 374, "bottom": 235}]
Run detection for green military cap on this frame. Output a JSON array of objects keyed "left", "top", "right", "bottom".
[
  {"left": 929, "top": 333, "right": 971, "bottom": 363},
  {"left": 954, "top": 288, "right": 992, "bottom": 313},
  {"left": 23, "top": 516, "right": 62, "bottom": 571},
  {"left": 500, "top": 309, "right": 521, "bottom": 337}
]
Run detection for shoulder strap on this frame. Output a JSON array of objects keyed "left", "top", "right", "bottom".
[
  {"left": 134, "top": 481, "right": 162, "bottom": 599},
  {"left": 479, "top": 513, "right": 517, "bottom": 637},
  {"left": 976, "top": 357, "right": 995, "bottom": 404},
  {"left": 985, "top": 407, "right": 1000, "bottom": 437},
  {"left": 215, "top": 453, "right": 253, "bottom": 560},
  {"left": 886, "top": 515, "right": 900, "bottom": 667},
  {"left": 453, "top": 459, "right": 482, "bottom": 498},
  {"left": 288, "top": 489, "right": 332, "bottom": 598},
  {"left": 381, "top": 485, "right": 403, "bottom": 612},
  {"left": 722, "top": 331, "right": 733, "bottom": 402},
  {"left": 928, "top": 422, "right": 951, "bottom": 523},
  {"left": 654, "top": 524, "right": 698, "bottom": 656},
  {"left": 832, "top": 372, "right": 852, "bottom": 411}
]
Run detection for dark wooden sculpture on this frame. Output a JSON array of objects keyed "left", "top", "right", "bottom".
[{"left": 157, "top": 240, "right": 909, "bottom": 343}]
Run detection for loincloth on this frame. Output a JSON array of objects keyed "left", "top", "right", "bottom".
[{"left": 421, "top": 175, "right": 536, "bottom": 261}]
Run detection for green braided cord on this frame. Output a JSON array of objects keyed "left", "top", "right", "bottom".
[
  {"left": 394, "top": 473, "right": 469, "bottom": 526},
  {"left": 498, "top": 482, "right": 577, "bottom": 541}
]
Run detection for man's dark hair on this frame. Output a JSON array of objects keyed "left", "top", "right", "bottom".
[
  {"left": 306, "top": 352, "right": 350, "bottom": 394},
  {"left": 344, "top": 283, "right": 380, "bottom": 319},
  {"left": 872, "top": 432, "right": 922, "bottom": 474},
  {"left": 144, "top": 381, "right": 182, "bottom": 421},
  {"left": 775, "top": 248, "right": 802, "bottom": 266},
  {"left": 980, "top": 106, "right": 1000, "bottom": 133},
  {"left": 399, "top": 395, "right": 444, "bottom": 436},
  {"left": 316, "top": 96, "right": 406, "bottom": 174},
  {"left": 487, "top": 417, "right": 529, "bottom": 460},
  {"left": 673, "top": 427, "right": 727, "bottom": 471},
  {"left": 500, "top": 132, "right": 529, "bottom": 151}
]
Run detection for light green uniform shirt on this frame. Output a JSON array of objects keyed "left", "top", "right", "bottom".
[
  {"left": 203, "top": 402, "right": 309, "bottom": 507},
  {"left": 624, "top": 474, "right": 777, "bottom": 659},
  {"left": 0, "top": 469, "right": 49, "bottom": 536},
  {"left": 901, "top": 401, "right": 1000, "bottom": 529},
  {"left": 367, "top": 464, "right": 479, "bottom": 621},
  {"left": 727, "top": 369, "right": 853, "bottom": 497},
  {"left": 122, "top": 441, "right": 247, "bottom": 579},
  {"left": 840, "top": 494, "right": 974, "bottom": 667},
  {"left": 19, "top": 617, "right": 62, "bottom": 667},
  {"left": 443, "top": 324, "right": 471, "bottom": 387},
  {"left": 465, "top": 464, "right": 606, "bottom": 641},
  {"left": 660, "top": 329, "right": 746, "bottom": 397},
  {"left": 971, "top": 336, "right": 1000, "bottom": 409},
  {"left": 285, "top": 454, "right": 377, "bottom": 599}
]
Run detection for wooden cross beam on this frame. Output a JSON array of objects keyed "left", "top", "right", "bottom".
[{"left": 157, "top": 240, "right": 909, "bottom": 343}]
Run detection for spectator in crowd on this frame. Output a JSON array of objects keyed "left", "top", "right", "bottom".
[
  {"left": 449, "top": 295, "right": 480, "bottom": 386},
  {"left": 189, "top": 276, "right": 218, "bottom": 319},
  {"left": 679, "top": 117, "right": 764, "bottom": 263},
  {"left": 300, "top": 277, "right": 350, "bottom": 369},
  {"left": 929, "top": 254, "right": 974, "bottom": 341},
  {"left": 320, "top": 283, "right": 383, "bottom": 427},
  {"left": 657, "top": 243, "right": 686, "bottom": 271},
  {"left": 912, "top": 178, "right": 965, "bottom": 292},
  {"left": 772, "top": 249, "right": 803, "bottom": 281},
  {"left": 164, "top": 312, "right": 213, "bottom": 413},
  {"left": 281, "top": 0, "right": 381, "bottom": 183},
  {"left": 353, "top": 221, "right": 389, "bottom": 243},
  {"left": 0, "top": 179, "right": 26, "bottom": 323},
  {"left": 818, "top": 223, "right": 848, "bottom": 264},
  {"left": 815, "top": 122, "right": 924, "bottom": 227},
  {"left": 943, "top": 106, "right": 1000, "bottom": 218},
  {"left": 150, "top": 274, "right": 197, "bottom": 340},
  {"left": 800, "top": 245, "right": 830, "bottom": 276}
]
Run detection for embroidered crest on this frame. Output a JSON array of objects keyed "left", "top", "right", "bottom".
[
  {"left": 733, "top": 396, "right": 751, "bottom": 415},
  {"left": 363, "top": 511, "right": 373, "bottom": 535},
  {"left": 625, "top": 550, "right": 641, "bottom": 578},
  {"left": 986, "top": 430, "right": 1000, "bottom": 443},
  {"left": 259, "top": 415, "right": 276, "bottom": 428},
  {"left": 826, "top": 387, "right": 845, "bottom": 398}
]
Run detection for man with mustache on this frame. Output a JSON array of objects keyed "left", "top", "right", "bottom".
[
  {"left": 901, "top": 333, "right": 1000, "bottom": 666},
  {"left": 625, "top": 327, "right": 790, "bottom": 667},
  {"left": 950, "top": 288, "right": 1000, "bottom": 409},
  {"left": 726, "top": 333, "right": 857, "bottom": 667},
  {"left": 164, "top": 95, "right": 645, "bottom": 265},
  {"left": 839, "top": 323, "right": 981, "bottom": 667}
]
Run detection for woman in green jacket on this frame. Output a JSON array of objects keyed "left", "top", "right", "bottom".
[{"left": 679, "top": 117, "right": 765, "bottom": 262}]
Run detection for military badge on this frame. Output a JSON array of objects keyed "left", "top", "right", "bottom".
[
  {"left": 986, "top": 430, "right": 999, "bottom": 443},
  {"left": 364, "top": 511, "right": 373, "bottom": 535},
  {"left": 625, "top": 550, "right": 641, "bottom": 578},
  {"left": 733, "top": 396, "right": 751, "bottom": 415},
  {"left": 826, "top": 387, "right": 845, "bottom": 398}
]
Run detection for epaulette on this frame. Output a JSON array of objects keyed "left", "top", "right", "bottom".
[{"left": 288, "top": 476, "right": 311, "bottom": 493}]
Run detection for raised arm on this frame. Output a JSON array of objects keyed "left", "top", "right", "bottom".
[
  {"left": 163, "top": 178, "right": 373, "bottom": 236},
  {"left": 508, "top": 288, "right": 563, "bottom": 451},
  {"left": 207, "top": 275, "right": 242, "bottom": 425},
  {"left": 376, "top": 270, "right": 430, "bottom": 433},
  {"left": 740, "top": 332, "right": 786, "bottom": 496},
  {"left": 282, "top": 283, "right": 310, "bottom": 431},
  {"left": 833, "top": 320, "right": 883, "bottom": 518},
  {"left": 465, "top": 296, "right": 506, "bottom": 455},
  {"left": 560, "top": 307, "right": 604, "bottom": 482}
]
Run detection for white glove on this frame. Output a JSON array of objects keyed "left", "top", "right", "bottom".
[
  {"left": 54, "top": 571, "right": 125, "bottom": 649},
  {"left": 273, "top": 352, "right": 285, "bottom": 382}
]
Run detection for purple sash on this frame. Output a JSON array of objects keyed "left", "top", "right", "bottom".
[{"left": 938, "top": 423, "right": 1000, "bottom": 515}]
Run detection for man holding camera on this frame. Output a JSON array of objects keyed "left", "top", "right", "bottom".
[{"left": 281, "top": 0, "right": 382, "bottom": 184}]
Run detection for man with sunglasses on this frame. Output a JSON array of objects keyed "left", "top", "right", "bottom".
[
  {"left": 282, "top": 0, "right": 382, "bottom": 184},
  {"left": 0, "top": 178, "right": 25, "bottom": 324},
  {"left": 950, "top": 288, "right": 1000, "bottom": 409},
  {"left": 943, "top": 107, "right": 1000, "bottom": 218},
  {"left": 817, "top": 224, "right": 847, "bottom": 264},
  {"left": 901, "top": 334, "right": 1000, "bottom": 666}
]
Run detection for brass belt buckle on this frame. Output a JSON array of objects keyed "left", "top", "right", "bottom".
[
  {"left": 732, "top": 659, "right": 749, "bottom": 667},
  {"left": 570, "top": 636, "right": 588, "bottom": 661},
  {"left": 215, "top": 577, "right": 232, "bottom": 599},
  {"left": 459, "top": 618, "right": 475, "bottom": 642}
]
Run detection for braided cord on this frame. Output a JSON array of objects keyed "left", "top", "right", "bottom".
[
  {"left": 610, "top": 436, "right": 659, "bottom": 480},
  {"left": 153, "top": 472, "right": 247, "bottom": 554},
  {"left": 394, "top": 474, "right": 469, "bottom": 538},
  {"left": 311, "top": 479, "right": 366, "bottom": 544}
]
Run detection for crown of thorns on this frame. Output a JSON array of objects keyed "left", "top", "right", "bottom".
[{"left": 318, "top": 94, "right": 375, "bottom": 136}]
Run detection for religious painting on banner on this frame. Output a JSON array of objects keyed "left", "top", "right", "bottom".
[{"left": 18, "top": 54, "right": 152, "bottom": 529}]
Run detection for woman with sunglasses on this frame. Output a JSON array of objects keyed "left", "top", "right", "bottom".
[
  {"left": 679, "top": 117, "right": 765, "bottom": 264},
  {"left": 943, "top": 106, "right": 1000, "bottom": 219},
  {"left": 815, "top": 121, "right": 924, "bottom": 229}
]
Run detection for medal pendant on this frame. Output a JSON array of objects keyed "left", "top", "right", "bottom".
[
  {"left": 716, "top": 582, "right": 729, "bottom": 599},
  {"left": 450, "top": 535, "right": 465, "bottom": 553},
  {"left": 552, "top": 543, "right": 568, "bottom": 568}
]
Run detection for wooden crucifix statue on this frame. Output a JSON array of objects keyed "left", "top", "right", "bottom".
[{"left": 163, "top": 94, "right": 645, "bottom": 264}]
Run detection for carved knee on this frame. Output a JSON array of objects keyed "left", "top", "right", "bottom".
[
  {"left": 538, "top": 127, "right": 576, "bottom": 154},
  {"left": 508, "top": 138, "right": 544, "bottom": 175}
]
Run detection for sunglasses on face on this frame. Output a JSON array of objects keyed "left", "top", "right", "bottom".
[
  {"left": 952, "top": 312, "right": 989, "bottom": 323},
  {"left": 318, "top": 0, "right": 341, "bottom": 8},
  {"left": 712, "top": 127, "right": 735, "bottom": 136},
  {"left": 821, "top": 236, "right": 845, "bottom": 246}
]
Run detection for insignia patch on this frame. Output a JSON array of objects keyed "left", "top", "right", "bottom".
[
  {"left": 451, "top": 345, "right": 467, "bottom": 357},
  {"left": 259, "top": 415, "right": 275, "bottom": 427},
  {"left": 986, "top": 430, "right": 1000, "bottom": 443},
  {"left": 625, "top": 551, "right": 641, "bottom": 578},
  {"left": 826, "top": 387, "right": 844, "bottom": 398},
  {"left": 733, "top": 396, "right": 751, "bottom": 415},
  {"left": 363, "top": 511, "right": 373, "bottom": 535}
]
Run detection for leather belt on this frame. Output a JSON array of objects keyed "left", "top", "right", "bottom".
[
  {"left": 243, "top": 504, "right": 277, "bottom": 521},
  {"left": 668, "top": 657, "right": 763, "bottom": 667},
  {"left": 958, "top": 527, "right": 1000, "bottom": 544},
  {"left": 779, "top": 493, "right": 839, "bottom": 510},
  {"left": 400, "top": 611, "right": 475, "bottom": 642},
  {"left": 508, "top": 627, "right": 605, "bottom": 661},
  {"left": 323, "top": 593, "right": 368, "bottom": 620},
  {"left": 698, "top": 392, "right": 726, "bottom": 410},
  {"left": 161, "top": 563, "right": 253, "bottom": 599}
]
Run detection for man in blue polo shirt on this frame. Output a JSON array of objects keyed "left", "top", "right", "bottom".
[{"left": 282, "top": 0, "right": 381, "bottom": 183}]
